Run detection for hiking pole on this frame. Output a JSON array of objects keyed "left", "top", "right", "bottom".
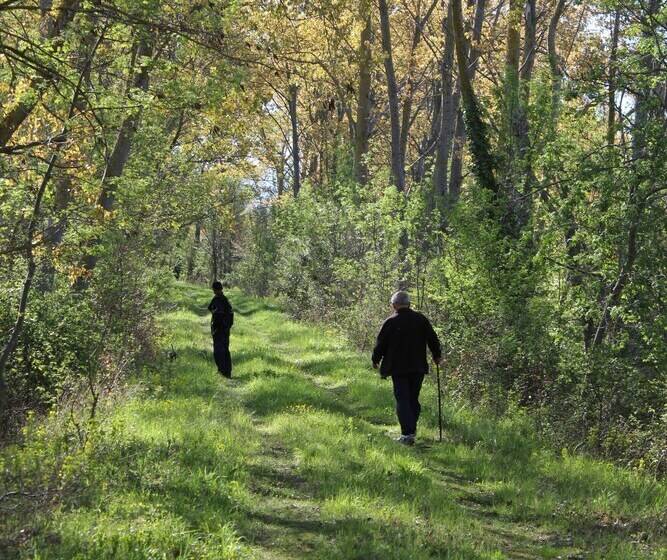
[{"left": 436, "top": 361, "right": 443, "bottom": 442}]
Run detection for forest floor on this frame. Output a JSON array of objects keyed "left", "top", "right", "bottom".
[{"left": 2, "top": 283, "right": 667, "bottom": 559}]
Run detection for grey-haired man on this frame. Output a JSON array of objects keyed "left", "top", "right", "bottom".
[{"left": 372, "top": 291, "right": 442, "bottom": 445}]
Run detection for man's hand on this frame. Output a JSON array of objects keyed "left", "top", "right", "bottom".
[{"left": 372, "top": 362, "right": 379, "bottom": 369}]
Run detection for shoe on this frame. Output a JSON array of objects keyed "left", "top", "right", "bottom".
[
  {"left": 219, "top": 371, "right": 232, "bottom": 378},
  {"left": 395, "top": 434, "right": 415, "bottom": 446}
]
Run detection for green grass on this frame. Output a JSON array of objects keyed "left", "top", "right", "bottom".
[{"left": 2, "top": 282, "right": 666, "bottom": 559}]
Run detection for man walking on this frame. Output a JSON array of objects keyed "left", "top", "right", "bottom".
[
  {"left": 208, "top": 281, "right": 234, "bottom": 378},
  {"left": 372, "top": 291, "right": 441, "bottom": 445}
]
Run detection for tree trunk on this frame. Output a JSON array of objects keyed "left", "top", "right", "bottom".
[
  {"left": 37, "top": 174, "right": 72, "bottom": 292},
  {"left": 606, "top": 10, "right": 621, "bottom": 146},
  {"left": 187, "top": 223, "right": 201, "bottom": 280},
  {"left": 517, "top": 0, "right": 537, "bottom": 197},
  {"left": 288, "top": 83, "right": 301, "bottom": 196},
  {"left": 353, "top": 11, "right": 373, "bottom": 184},
  {"left": 449, "top": 108, "right": 465, "bottom": 202},
  {"left": 451, "top": 0, "right": 497, "bottom": 195},
  {"left": 210, "top": 227, "right": 219, "bottom": 283},
  {"left": 415, "top": 78, "right": 441, "bottom": 185},
  {"left": 548, "top": 0, "right": 567, "bottom": 124},
  {"left": 520, "top": 0, "right": 537, "bottom": 86},
  {"left": 378, "top": 0, "right": 405, "bottom": 191},
  {"left": 448, "top": 0, "right": 487, "bottom": 202},
  {"left": 223, "top": 236, "right": 233, "bottom": 275},
  {"left": 0, "top": 158, "right": 54, "bottom": 421},
  {"left": 505, "top": 0, "right": 522, "bottom": 157},
  {"left": 432, "top": 8, "right": 457, "bottom": 205},
  {"left": 98, "top": 38, "right": 153, "bottom": 212},
  {"left": 504, "top": 0, "right": 530, "bottom": 230},
  {"left": 276, "top": 160, "right": 285, "bottom": 196}
]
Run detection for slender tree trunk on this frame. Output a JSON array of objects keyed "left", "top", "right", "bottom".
[
  {"left": 415, "top": 77, "right": 441, "bottom": 185},
  {"left": 38, "top": 174, "right": 72, "bottom": 292},
  {"left": 98, "top": 38, "right": 153, "bottom": 212},
  {"left": 504, "top": 0, "right": 531, "bottom": 230},
  {"left": 448, "top": 0, "right": 487, "bottom": 202},
  {"left": 432, "top": 8, "right": 457, "bottom": 205},
  {"left": 548, "top": 0, "right": 567, "bottom": 123},
  {"left": 451, "top": 0, "right": 497, "bottom": 195},
  {"left": 353, "top": 11, "right": 373, "bottom": 184},
  {"left": 288, "top": 83, "right": 301, "bottom": 196},
  {"left": 224, "top": 237, "right": 233, "bottom": 275},
  {"left": 505, "top": 0, "right": 522, "bottom": 157},
  {"left": 0, "top": 156, "right": 55, "bottom": 420},
  {"left": 449, "top": 108, "right": 465, "bottom": 202},
  {"left": 210, "top": 227, "right": 219, "bottom": 283},
  {"left": 276, "top": 160, "right": 285, "bottom": 196},
  {"left": 517, "top": 0, "right": 537, "bottom": 198},
  {"left": 606, "top": 10, "right": 621, "bottom": 146},
  {"left": 520, "top": 0, "right": 537, "bottom": 87},
  {"left": 187, "top": 223, "right": 201, "bottom": 280},
  {"left": 545, "top": 0, "right": 588, "bottom": 342},
  {"left": 378, "top": 0, "right": 405, "bottom": 191}
]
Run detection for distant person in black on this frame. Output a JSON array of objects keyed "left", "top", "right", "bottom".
[
  {"left": 208, "top": 281, "right": 234, "bottom": 378},
  {"left": 372, "top": 290, "right": 441, "bottom": 446}
]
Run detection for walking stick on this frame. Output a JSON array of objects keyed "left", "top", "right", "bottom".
[{"left": 436, "top": 361, "right": 443, "bottom": 442}]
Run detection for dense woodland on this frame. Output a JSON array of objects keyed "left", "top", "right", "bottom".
[{"left": 1, "top": 0, "right": 666, "bottom": 474}]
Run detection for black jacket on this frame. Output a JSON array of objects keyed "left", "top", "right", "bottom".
[
  {"left": 372, "top": 308, "right": 441, "bottom": 378},
  {"left": 208, "top": 294, "right": 233, "bottom": 334}
]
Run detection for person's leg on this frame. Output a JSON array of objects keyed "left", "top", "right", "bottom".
[
  {"left": 212, "top": 331, "right": 226, "bottom": 375},
  {"left": 392, "top": 376, "right": 415, "bottom": 436},
  {"left": 409, "top": 373, "right": 425, "bottom": 435},
  {"left": 220, "top": 329, "right": 232, "bottom": 377}
]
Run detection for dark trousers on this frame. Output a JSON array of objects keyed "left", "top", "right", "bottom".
[
  {"left": 212, "top": 329, "right": 232, "bottom": 376},
  {"left": 391, "top": 373, "right": 424, "bottom": 436}
]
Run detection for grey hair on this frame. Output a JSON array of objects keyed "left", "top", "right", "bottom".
[{"left": 390, "top": 291, "right": 410, "bottom": 306}]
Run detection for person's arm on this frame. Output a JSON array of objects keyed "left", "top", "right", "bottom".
[
  {"left": 372, "top": 320, "right": 391, "bottom": 368},
  {"left": 425, "top": 316, "right": 442, "bottom": 364},
  {"left": 207, "top": 298, "right": 215, "bottom": 313}
]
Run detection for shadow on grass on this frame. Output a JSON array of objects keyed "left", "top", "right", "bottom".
[
  {"left": 233, "top": 300, "right": 282, "bottom": 317},
  {"left": 243, "top": 511, "right": 490, "bottom": 560},
  {"left": 241, "top": 372, "right": 353, "bottom": 418}
]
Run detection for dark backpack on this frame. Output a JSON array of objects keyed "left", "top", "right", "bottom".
[
  {"left": 212, "top": 309, "right": 234, "bottom": 330},
  {"left": 223, "top": 310, "right": 234, "bottom": 329}
]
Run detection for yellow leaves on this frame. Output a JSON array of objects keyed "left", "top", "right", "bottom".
[
  {"left": 0, "top": 80, "right": 37, "bottom": 118},
  {"left": 88, "top": 203, "right": 116, "bottom": 221},
  {"left": 67, "top": 265, "right": 91, "bottom": 285}
]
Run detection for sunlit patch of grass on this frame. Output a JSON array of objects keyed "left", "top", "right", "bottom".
[{"left": 35, "top": 507, "right": 248, "bottom": 560}]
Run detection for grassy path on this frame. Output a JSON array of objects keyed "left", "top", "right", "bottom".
[{"left": 2, "top": 284, "right": 666, "bottom": 559}]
